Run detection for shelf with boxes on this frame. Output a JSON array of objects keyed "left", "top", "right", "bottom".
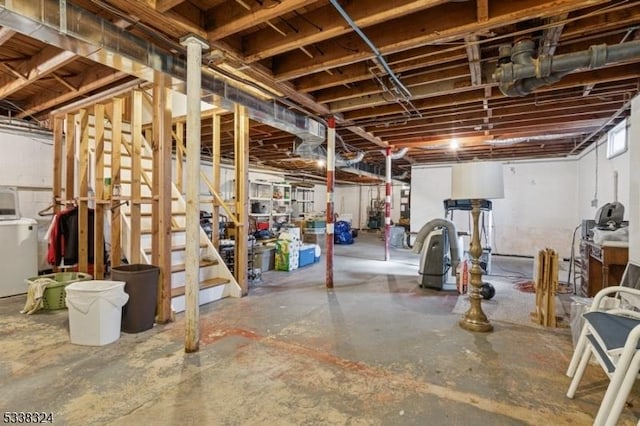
[
  {"left": 249, "top": 180, "right": 296, "bottom": 232},
  {"left": 271, "top": 182, "right": 291, "bottom": 231}
]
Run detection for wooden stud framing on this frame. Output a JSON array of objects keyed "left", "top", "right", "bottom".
[
  {"left": 93, "top": 104, "right": 106, "bottom": 279},
  {"left": 175, "top": 121, "right": 184, "bottom": 193},
  {"left": 52, "top": 116, "right": 63, "bottom": 213},
  {"left": 130, "top": 90, "right": 143, "bottom": 264},
  {"left": 211, "top": 113, "right": 221, "bottom": 248},
  {"left": 152, "top": 72, "right": 173, "bottom": 323},
  {"left": 234, "top": 104, "right": 249, "bottom": 295},
  {"left": 109, "top": 98, "right": 123, "bottom": 269},
  {"left": 78, "top": 108, "right": 89, "bottom": 273},
  {"left": 65, "top": 113, "right": 75, "bottom": 203}
]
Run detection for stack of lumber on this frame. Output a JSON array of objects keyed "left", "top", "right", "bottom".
[{"left": 534, "top": 248, "right": 559, "bottom": 327}]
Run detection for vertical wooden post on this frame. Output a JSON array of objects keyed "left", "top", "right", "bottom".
[
  {"left": 326, "top": 117, "right": 335, "bottom": 289},
  {"left": 234, "top": 104, "right": 249, "bottom": 296},
  {"left": 78, "top": 109, "right": 89, "bottom": 273},
  {"left": 211, "top": 113, "right": 221, "bottom": 248},
  {"left": 181, "top": 34, "right": 208, "bottom": 353},
  {"left": 94, "top": 104, "right": 106, "bottom": 279},
  {"left": 109, "top": 98, "right": 123, "bottom": 269},
  {"left": 65, "top": 113, "right": 76, "bottom": 204},
  {"left": 52, "top": 116, "right": 63, "bottom": 213},
  {"left": 152, "top": 72, "right": 173, "bottom": 323},
  {"left": 384, "top": 146, "right": 391, "bottom": 261},
  {"left": 130, "top": 90, "right": 143, "bottom": 264},
  {"left": 175, "top": 121, "right": 184, "bottom": 193}
]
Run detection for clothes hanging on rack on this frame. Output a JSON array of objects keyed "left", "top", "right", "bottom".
[{"left": 47, "top": 207, "right": 96, "bottom": 266}]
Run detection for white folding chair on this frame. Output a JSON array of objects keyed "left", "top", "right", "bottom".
[{"left": 566, "top": 262, "right": 640, "bottom": 426}]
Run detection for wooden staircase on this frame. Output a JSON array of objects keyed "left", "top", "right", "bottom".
[{"left": 89, "top": 117, "right": 241, "bottom": 312}]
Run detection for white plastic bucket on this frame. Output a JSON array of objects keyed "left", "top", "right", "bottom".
[{"left": 65, "top": 280, "right": 129, "bottom": 346}]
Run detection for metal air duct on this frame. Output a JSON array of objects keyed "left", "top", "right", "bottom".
[
  {"left": 0, "top": 0, "right": 325, "bottom": 141},
  {"left": 493, "top": 38, "right": 640, "bottom": 97}
]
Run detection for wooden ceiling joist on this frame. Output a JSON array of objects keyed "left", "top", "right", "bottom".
[
  {"left": 272, "top": 0, "right": 611, "bottom": 81},
  {"left": 0, "top": 47, "right": 76, "bottom": 99}
]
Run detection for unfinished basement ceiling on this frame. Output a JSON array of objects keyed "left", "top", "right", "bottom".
[{"left": 1, "top": 0, "right": 639, "bottom": 183}]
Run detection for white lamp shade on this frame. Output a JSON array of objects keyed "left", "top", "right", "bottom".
[{"left": 451, "top": 161, "right": 504, "bottom": 200}]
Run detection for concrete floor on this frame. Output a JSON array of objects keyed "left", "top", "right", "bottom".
[{"left": 1, "top": 232, "right": 638, "bottom": 425}]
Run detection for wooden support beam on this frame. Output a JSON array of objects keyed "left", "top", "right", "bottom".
[
  {"left": 539, "top": 14, "right": 569, "bottom": 56},
  {"left": 175, "top": 121, "right": 184, "bottom": 193},
  {"left": 51, "top": 73, "right": 78, "bottom": 93},
  {"left": 78, "top": 109, "right": 89, "bottom": 273},
  {"left": 156, "top": 0, "right": 184, "bottom": 12},
  {"left": 64, "top": 113, "right": 76, "bottom": 203},
  {"left": 234, "top": 104, "right": 249, "bottom": 296},
  {"left": 182, "top": 35, "right": 208, "bottom": 353},
  {"left": 93, "top": 104, "right": 106, "bottom": 280},
  {"left": 212, "top": 113, "right": 221, "bottom": 248},
  {"left": 152, "top": 72, "right": 173, "bottom": 324},
  {"left": 272, "top": 0, "right": 611, "bottom": 80},
  {"left": 0, "top": 27, "right": 16, "bottom": 45},
  {"left": 326, "top": 117, "right": 335, "bottom": 289},
  {"left": 477, "top": 0, "right": 489, "bottom": 21},
  {"left": 109, "top": 98, "right": 123, "bottom": 269},
  {"left": 0, "top": 47, "right": 76, "bottom": 98},
  {"left": 52, "top": 117, "right": 63, "bottom": 214},
  {"left": 242, "top": 0, "right": 447, "bottom": 62},
  {"left": 130, "top": 90, "right": 143, "bottom": 264},
  {"left": 207, "top": 0, "right": 315, "bottom": 41},
  {"left": 16, "top": 70, "right": 128, "bottom": 119},
  {"left": 464, "top": 35, "right": 482, "bottom": 86}
]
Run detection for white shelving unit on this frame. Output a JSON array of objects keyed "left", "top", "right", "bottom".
[
  {"left": 249, "top": 180, "right": 273, "bottom": 230},
  {"left": 293, "top": 186, "right": 314, "bottom": 216},
  {"left": 271, "top": 182, "right": 291, "bottom": 230}
]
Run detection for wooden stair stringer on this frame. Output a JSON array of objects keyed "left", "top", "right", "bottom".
[{"left": 87, "top": 115, "right": 241, "bottom": 312}]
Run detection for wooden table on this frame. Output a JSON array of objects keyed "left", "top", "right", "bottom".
[{"left": 580, "top": 240, "right": 628, "bottom": 297}]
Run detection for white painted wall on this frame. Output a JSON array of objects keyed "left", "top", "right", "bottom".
[
  {"left": 411, "top": 160, "right": 580, "bottom": 259},
  {"left": 0, "top": 130, "right": 54, "bottom": 222},
  {"left": 334, "top": 183, "right": 402, "bottom": 229},
  {"left": 577, "top": 134, "right": 630, "bottom": 221},
  {"left": 629, "top": 95, "right": 640, "bottom": 264}
]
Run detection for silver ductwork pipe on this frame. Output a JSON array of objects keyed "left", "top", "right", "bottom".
[
  {"left": 412, "top": 218, "right": 460, "bottom": 272},
  {"left": 295, "top": 135, "right": 364, "bottom": 167},
  {"left": 493, "top": 38, "right": 640, "bottom": 97},
  {"left": 0, "top": 0, "right": 325, "bottom": 141}
]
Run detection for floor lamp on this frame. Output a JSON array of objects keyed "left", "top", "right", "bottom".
[{"left": 451, "top": 161, "right": 504, "bottom": 332}]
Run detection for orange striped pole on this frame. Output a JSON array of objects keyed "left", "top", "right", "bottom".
[
  {"left": 385, "top": 146, "right": 391, "bottom": 261},
  {"left": 326, "top": 117, "right": 335, "bottom": 289}
]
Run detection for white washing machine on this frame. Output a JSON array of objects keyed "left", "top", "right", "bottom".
[{"left": 0, "top": 218, "right": 38, "bottom": 297}]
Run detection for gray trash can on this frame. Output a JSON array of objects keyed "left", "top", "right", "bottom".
[{"left": 111, "top": 264, "right": 160, "bottom": 333}]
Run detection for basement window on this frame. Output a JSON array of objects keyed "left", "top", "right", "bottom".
[{"left": 607, "top": 118, "right": 628, "bottom": 159}]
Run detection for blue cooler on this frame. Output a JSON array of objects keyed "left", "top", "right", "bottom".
[{"left": 299, "top": 244, "right": 315, "bottom": 267}]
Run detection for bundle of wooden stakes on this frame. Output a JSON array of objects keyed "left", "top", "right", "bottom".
[{"left": 534, "top": 248, "right": 559, "bottom": 327}]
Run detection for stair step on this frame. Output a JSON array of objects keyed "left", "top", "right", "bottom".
[
  {"left": 141, "top": 227, "right": 185, "bottom": 234},
  {"left": 143, "top": 243, "right": 207, "bottom": 254},
  {"left": 171, "top": 277, "right": 230, "bottom": 298},
  {"left": 171, "top": 259, "right": 218, "bottom": 273}
]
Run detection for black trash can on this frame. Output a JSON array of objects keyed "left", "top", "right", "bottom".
[{"left": 111, "top": 264, "right": 160, "bottom": 333}]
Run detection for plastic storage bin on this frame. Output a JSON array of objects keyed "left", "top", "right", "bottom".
[
  {"left": 111, "top": 264, "right": 160, "bottom": 333},
  {"left": 299, "top": 245, "right": 315, "bottom": 267},
  {"left": 253, "top": 246, "right": 275, "bottom": 272},
  {"left": 65, "top": 280, "right": 129, "bottom": 346},
  {"left": 26, "top": 272, "right": 92, "bottom": 310}
]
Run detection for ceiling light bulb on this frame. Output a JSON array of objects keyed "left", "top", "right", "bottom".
[
  {"left": 450, "top": 139, "right": 459, "bottom": 150},
  {"left": 317, "top": 159, "right": 325, "bottom": 167}
]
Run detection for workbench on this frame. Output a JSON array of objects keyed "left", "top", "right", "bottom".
[{"left": 580, "top": 239, "right": 628, "bottom": 297}]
